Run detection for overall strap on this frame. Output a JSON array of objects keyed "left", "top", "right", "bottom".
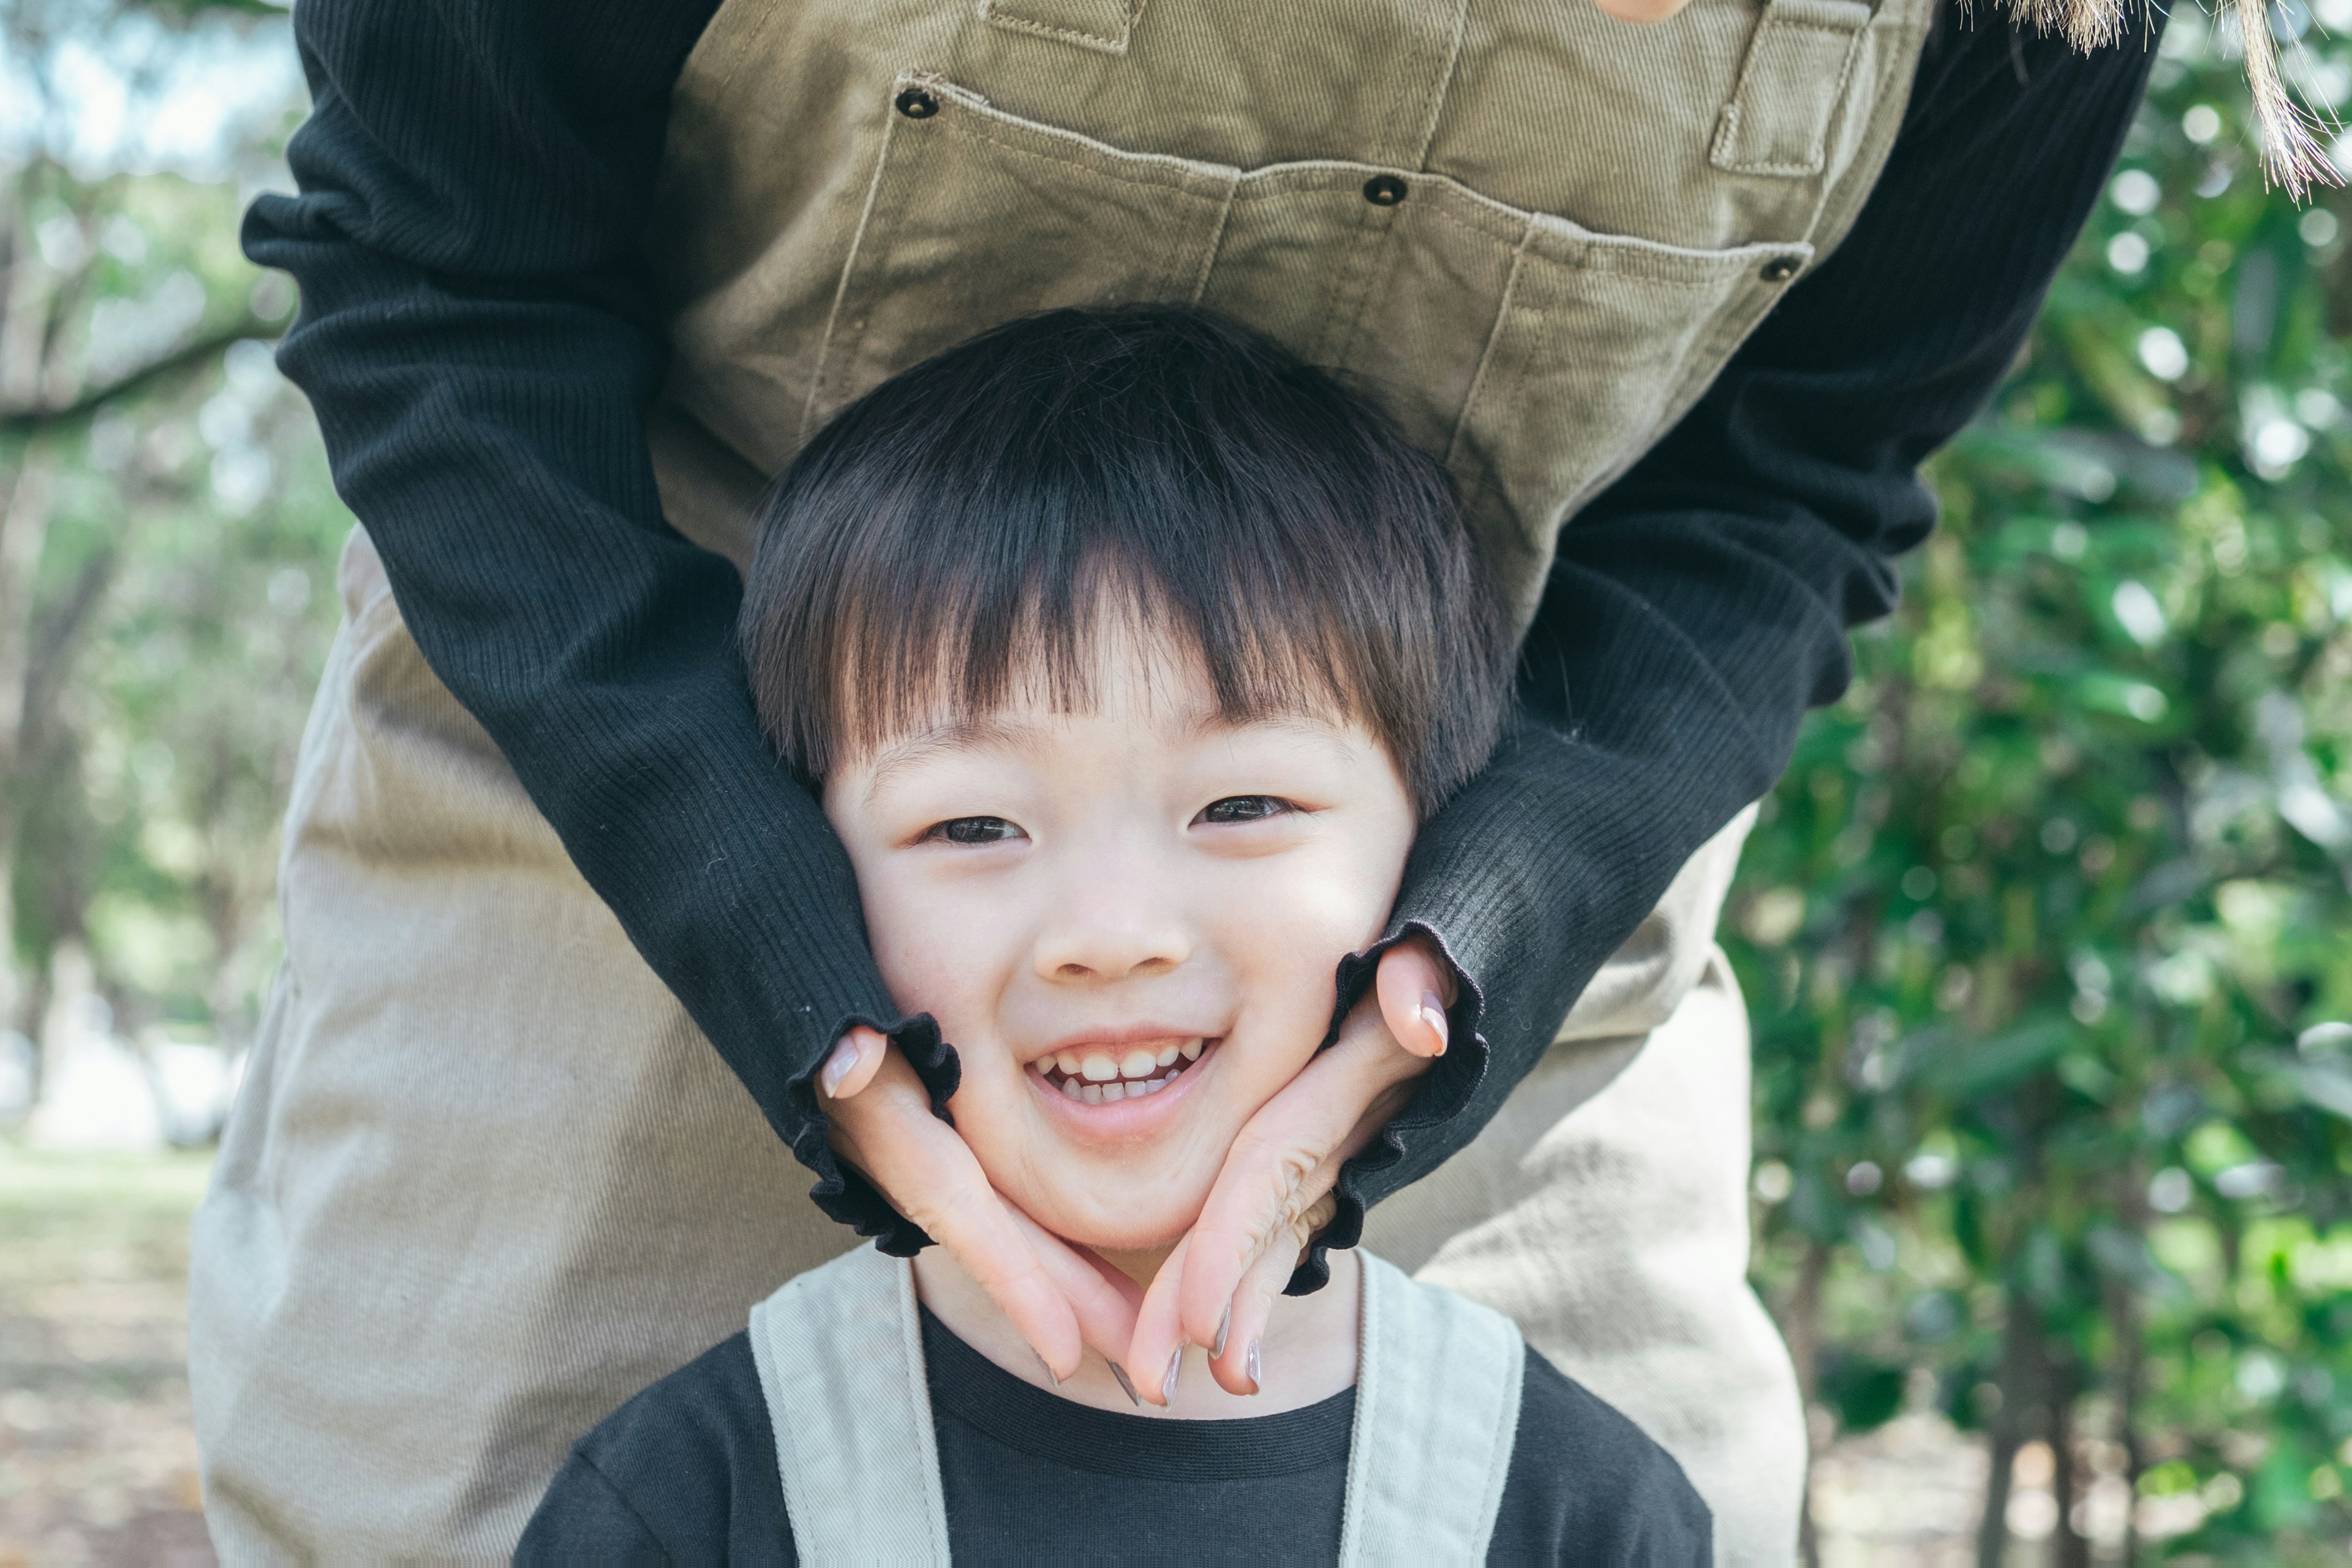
[
  {"left": 747, "top": 1245, "right": 952, "bottom": 1565},
  {"left": 1340, "top": 1254, "right": 1527, "bottom": 1564}
]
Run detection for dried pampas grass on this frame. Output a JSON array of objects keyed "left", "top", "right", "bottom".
[{"left": 2004, "top": 0, "right": 2343, "bottom": 200}]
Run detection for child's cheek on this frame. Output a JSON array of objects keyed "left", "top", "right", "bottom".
[{"left": 859, "top": 865, "right": 1000, "bottom": 1035}]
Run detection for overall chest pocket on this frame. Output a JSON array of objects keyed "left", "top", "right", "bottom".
[{"left": 805, "top": 74, "right": 1811, "bottom": 624}]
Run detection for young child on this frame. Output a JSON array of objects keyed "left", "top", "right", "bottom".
[{"left": 515, "top": 308, "right": 1711, "bottom": 1563}]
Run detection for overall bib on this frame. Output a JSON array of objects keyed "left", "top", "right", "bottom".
[
  {"left": 750, "top": 1246, "right": 1528, "bottom": 1563},
  {"left": 190, "top": 1, "right": 1932, "bottom": 1560}
]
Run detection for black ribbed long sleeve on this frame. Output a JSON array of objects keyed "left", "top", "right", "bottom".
[
  {"left": 247, "top": 0, "right": 945, "bottom": 1242},
  {"left": 1319, "top": 7, "right": 2162, "bottom": 1251},
  {"left": 247, "top": 0, "right": 2156, "bottom": 1257}
]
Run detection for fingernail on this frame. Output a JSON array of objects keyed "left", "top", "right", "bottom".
[
  {"left": 818, "top": 1044, "right": 855, "bottom": 1098},
  {"left": 1245, "top": 1338, "right": 1262, "bottom": 1394},
  {"left": 1107, "top": 1361, "right": 1143, "bottom": 1408},
  {"left": 1161, "top": 1347, "right": 1182, "bottom": 1406},
  {"left": 1213, "top": 1304, "right": 1231, "bottom": 1360},
  {"left": 1033, "top": 1349, "right": 1063, "bottom": 1387},
  {"left": 1420, "top": 993, "right": 1449, "bottom": 1055}
]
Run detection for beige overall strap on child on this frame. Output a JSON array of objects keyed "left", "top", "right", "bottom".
[
  {"left": 1343, "top": 1253, "right": 1527, "bottom": 1562},
  {"left": 748, "top": 1246, "right": 1527, "bottom": 1564},
  {"left": 748, "top": 1244, "right": 952, "bottom": 1565}
]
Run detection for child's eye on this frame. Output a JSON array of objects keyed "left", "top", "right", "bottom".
[
  {"left": 923, "top": 816, "right": 1027, "bottom": 845},
  {"left": 1194, "top": 795, "right": 1297, "bottom": 826}
]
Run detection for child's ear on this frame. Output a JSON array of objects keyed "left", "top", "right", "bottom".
[{"left": 1373, "top": 939, "right": 1453, "bottom": 1060}]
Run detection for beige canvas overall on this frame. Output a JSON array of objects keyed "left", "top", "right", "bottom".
[
  {"left": 751, "top": 1245, "right": 1528, "bottom": 1562},
  {"left": 190, "top": 1, "right": 1932, "bottom": 1560}
]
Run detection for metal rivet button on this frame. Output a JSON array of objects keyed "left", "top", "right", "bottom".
[
  {"left": 895, "top": 88, "right": 940, "bottom": 119},
  {"left": 1362, "top": 174, "right": 1408, "bottom": 207},
  {"left": 1760, "top": 255, "right": 1801, "bottom": 283}
]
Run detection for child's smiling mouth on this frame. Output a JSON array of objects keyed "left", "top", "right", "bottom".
[{"left": 1029, "top": 1037, "right": 1213, "bottom": 1104}]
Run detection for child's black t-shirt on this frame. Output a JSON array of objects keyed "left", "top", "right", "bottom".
[{"left": 517, "top": 1305, "right": 1710, "bottom": 1564}]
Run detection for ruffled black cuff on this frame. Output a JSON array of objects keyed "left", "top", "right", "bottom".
[
  {"left": 785, "top": 1012, "right": 962, "bottom": 1257},
  {"left": 1283, "top": 918, "right": 1488, "bottom": 1295}
]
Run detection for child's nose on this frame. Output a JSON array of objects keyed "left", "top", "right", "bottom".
[{"left": 1031, "top": 899, "right": 1194, "bottom": 985}]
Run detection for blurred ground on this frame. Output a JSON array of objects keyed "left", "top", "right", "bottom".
[
  {"left": 0, "top": 1144, "right": 2008, "bottom": 1566},
  {"left": 0, "top": 1146, "right": 214, "bottom": 1568}
]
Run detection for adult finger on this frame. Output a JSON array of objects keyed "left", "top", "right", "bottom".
[
  {"left": 1126, "top": 1234, "right": 1191, "bottom": 1406},
  {"left": 824, "top": 1046, "right": 1086, "bottom": 1377},
  {"left": 1164, "top": 938, "right": 1449, "bottom": 1368},
  {"left": 816, "top": 1025, "right": 888, "bottom": 1101},
  {"left": 1374, "top": 940, "right": 1456, "bottom": 1060},
  {"left": 1592, "top": 0, "right": 1695, "bottom": 21},
  {"left": 1003, "top": 1202, "right": 1144, "bottom": 1370},
  {"left": 1202, "top": 1192, "right": 1336, "bottom": 1395},
  {"left": 1128, "top": 1028, "right": 1412, "bottom": 1390},
  {"left": 1177, "top": 1035, "right": 1417, "bottom": 1349}
]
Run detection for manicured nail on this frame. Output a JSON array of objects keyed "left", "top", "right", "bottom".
[
  {"left": 1213, "top": 1304, "right": 1231, "bottom": 1360},
  {"left": 1161, "top": 1347, "right": 1183, "bottom": 1406},
  {"left": 1245, "top": 1338, "right": 1262, "bottom": 1393},
  {"left": 818, "top": 1041, "right": 856, "bottom": 1098},
  {"left": 1420, "top": 993, "right": 1450, "bottom": 1055},
  {"left": 1107, "top": 1361, "right": 1143, "bottom": 1407},
  {"left": 1033, "top": 1349, "right": 1063, "bottom": 1387}
]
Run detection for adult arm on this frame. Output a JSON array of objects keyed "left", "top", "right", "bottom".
[
  {"left": 1157, "top": 2, "right": 2165, "bottom": 1376},
  {"left": 247, "top": 0, "right": 1107, "bottom": 1367},
  {"left": 1341, "top": 4, "right": 2165, "bottom": 1242}
]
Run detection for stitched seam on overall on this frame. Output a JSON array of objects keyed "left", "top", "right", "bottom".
[
  {"left": 1183, "top": 182, "right": 1237, "bottom": 309},
  {"left": 1711, "top": 20, "right": 1870, "bottom": 175},
  {"left": 952, "top": 112, "right": 1233, "bottom": 195},
  {"left": 799, "top": 97, "right": 902, "bottom": 440},
  {"left": 942, "top": 105, "right": 1235, "bottom": 303},
  {"left": 1444, "top": 224, "right": 1536, "bottom": 492},
  {"left": 1789, "top": 6, "right": 1935, "bottom": 254},
  {"left": 978, "top": 1, "right": 1140, "bottom": 53},
  {"left": 1409, "top": 0, "right": 1476, "bottom": 172}
]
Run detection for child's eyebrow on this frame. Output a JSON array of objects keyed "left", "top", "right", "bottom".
[
  {"left": 1189, "top": 711, "right": 1368, "bottom": 771},
  {"left": 859, "top": 714, "right": 1042, "bottom": 804}
]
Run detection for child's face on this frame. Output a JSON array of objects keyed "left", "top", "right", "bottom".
[{"left": 823, "top": 621, "right": 1415, "bottom": 1256}]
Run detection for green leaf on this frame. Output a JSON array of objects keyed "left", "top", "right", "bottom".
[
  {"left": 2087, "top": 1224, "right": 2188, "bottom": 1300},
  {"left": 1819, "top": 1352, "right": 1909, "bottom": 1435},
  {"left": 1918, "top": 1017, "right": 2075, "bottom": 1101}
]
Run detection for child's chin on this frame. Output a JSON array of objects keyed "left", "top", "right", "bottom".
[{"left": 1038, "top": 1196, "right": 1202, "bottom": 1257}]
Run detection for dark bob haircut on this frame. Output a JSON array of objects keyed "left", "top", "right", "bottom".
[{"left": 739, "top": 306, "right": 1510, "bottom": 816}]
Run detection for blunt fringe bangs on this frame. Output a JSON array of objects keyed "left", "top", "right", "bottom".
[{"left": 739, "top": 306, "right": 1510, "bottom": 816}]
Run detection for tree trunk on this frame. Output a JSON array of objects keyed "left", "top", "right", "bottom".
[
  {"left": 2107, "top": 1183, "right": 2149, "bottom": 1566},
  {"left": 1787, "top": 1239, "right": 1831, "bottom": 1568},
  {"left": 1979, "top": 1296, "right": 2048, "bottom": 1568},
  {"left": 12, "top": 942, "right": 48, "bottom": 1108},
  {"left": 0, "top": 449, "right": 56, "bottom": 1032},
  {"left": 2052, "top": 1351, "right": 2089, "bottom": 1568}
]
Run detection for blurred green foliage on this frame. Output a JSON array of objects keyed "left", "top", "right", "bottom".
[
  {"left": 1, "top": 1, "right": 331, "bottom": 1083},
  {"left": 1732, "top": 9, "right": 2352, "bottom": 1561}
]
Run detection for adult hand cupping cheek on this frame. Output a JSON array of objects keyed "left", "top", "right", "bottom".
[
  {"left": 1131, "top": 935, "right": 1453, "bottom": 1401},
  {"left": 816, "top": 1025, "right": 1144, "bottom": 1381},
  {"left": 816, "top": 935, "right": 1452, "bottom": 1393}
]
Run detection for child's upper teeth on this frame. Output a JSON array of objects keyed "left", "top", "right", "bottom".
[{"left": 1046, "top": 1041, "right": 1209, "bottom": 1101}]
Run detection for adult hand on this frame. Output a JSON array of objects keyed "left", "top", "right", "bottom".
[
  {"left": 819, "top": 1028, "right": 1142, "bottom": 1381},
  {"left": 1590, "top": 0, "right": 1695, "bottom": 22},
  {"left": 1126, "top": 936, "right": 1454, "bottom": 1401}
]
